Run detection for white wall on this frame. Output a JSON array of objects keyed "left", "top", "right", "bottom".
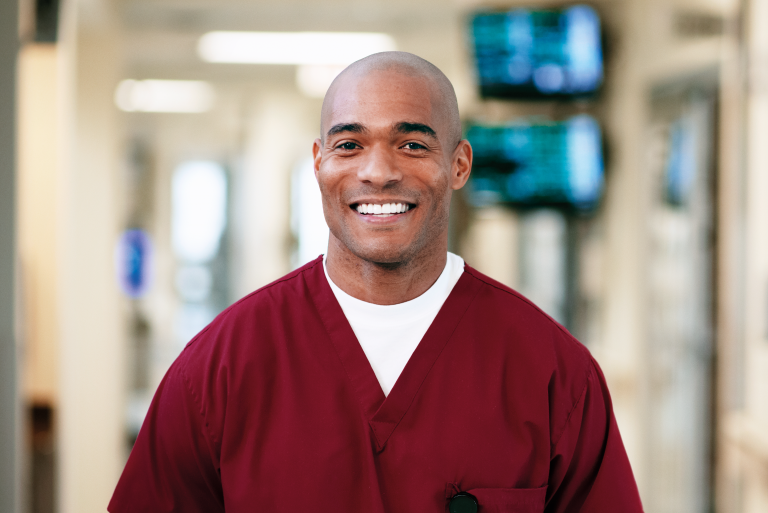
[
  {"left": 57, "top": 1, "right": 126, "bottom": 511},
  {"left": 717, "top": 0, "right": 768, "bottom": 511},
  {"left": 18, "top": 44, "right": 61, "bottom": 407}
]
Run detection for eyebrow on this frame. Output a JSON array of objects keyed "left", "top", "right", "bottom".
[
  {"left": 326, "top": 122, "right": 368, "bottom": 138},
  {"left": 392, "top": 121, "right": 438, "bottom": 140}
]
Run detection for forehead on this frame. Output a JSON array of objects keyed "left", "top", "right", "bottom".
[{"left": 324, "top": 70, "right": 438, "bottom": 132}]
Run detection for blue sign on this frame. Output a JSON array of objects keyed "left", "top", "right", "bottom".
[{"left": 116, "top": 229, "right": 153, "bottom": 298}]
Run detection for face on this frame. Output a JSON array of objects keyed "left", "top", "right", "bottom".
[{"left": 313, "top": 69, "right": 472, "bottom": 265}]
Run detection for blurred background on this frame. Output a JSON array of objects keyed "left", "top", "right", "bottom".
[{"left": 1, "top": 0, "right": 767, "bottom": 511}]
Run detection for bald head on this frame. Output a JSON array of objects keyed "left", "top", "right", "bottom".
[{"left": 321, "top": 52, "right": 462, "bottom": 148}]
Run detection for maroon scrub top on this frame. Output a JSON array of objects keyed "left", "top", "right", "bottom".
[{"left": 109, "top": 257, "right": 643, "bottom": 513}]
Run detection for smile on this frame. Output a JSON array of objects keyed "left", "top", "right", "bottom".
[{"left": 353, "top": 202, "right": 412, "bottom": 217}]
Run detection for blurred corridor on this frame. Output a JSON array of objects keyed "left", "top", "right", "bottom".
[{"left": 2, "top": 0, "right": 768, "bottom": 511}]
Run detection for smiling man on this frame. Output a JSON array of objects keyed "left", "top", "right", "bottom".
[{"left": 109, "top": 52, "right": 642, "bottom": 513}]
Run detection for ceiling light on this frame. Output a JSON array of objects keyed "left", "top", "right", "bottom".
[
  {"left": 114, "top": 79, "right": 215, "bottom": 113},
  {"left": 198, "top": 31, "right": 396, "bottom": 65}
]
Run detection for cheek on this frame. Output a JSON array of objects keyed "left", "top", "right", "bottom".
[
  {"left": 316, "top": 167, "right": 342, "bottom": 204},
  {"left": 317, "top": 159, "right": 354, "bottom": 193},
  {"left": 316, "top": 168, "right": 353, "bottom": 232},
  {"left": 423, "top": 170, "right": 452, "bottom": 205},
  {"left": 315, "top": 173, "right": 335, "bottom": 218}
]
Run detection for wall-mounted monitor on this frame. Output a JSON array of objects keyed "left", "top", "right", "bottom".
[
  {"left": 466, "top": 115, "right": 604, "bottom": 211},
  {"left": 470, "top": 5, "right": 603, "bottom": 99}
]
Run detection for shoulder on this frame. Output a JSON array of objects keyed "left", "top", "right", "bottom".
[
  {"left": 462, "top": 264, "right": 588, "bottom": 360},
  {"left": 215, "top": 257, "right": 323, "bottom": 327},
  {"left": 461, "top": 264, "right": 594, "bottom": 437},
  {"left": 189, "top": 257, "right": 321, "bottom": 340},
  {"left": 176, "top": 256, "right": 323, "bottom": 372},
  {"left": 167, "top": 257, "right": 326, "bottom": 435}
]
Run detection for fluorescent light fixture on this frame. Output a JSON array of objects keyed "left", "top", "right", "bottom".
[
  {"left": 198, "top": 31, "right": 396, "bottom": 65},
  {"left": 296, "top": 64, "right": 346, "bottom": 98},
  {"left": 114, "top": 79, "right": 215, "bottom": 113}
]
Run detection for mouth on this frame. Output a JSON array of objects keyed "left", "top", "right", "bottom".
[{"left": 351, "top": 202, "right": 414, "bottom": 217}]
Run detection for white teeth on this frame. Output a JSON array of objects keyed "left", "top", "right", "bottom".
[{"left": 356, "top": 202, "right": 411, "bottom": 215}]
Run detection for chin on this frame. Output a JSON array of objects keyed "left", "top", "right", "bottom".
[
  {"left": 344, "top": 236, "right": 418, "bottom": 266},
  {"left": 355, "top": 245, "right": 413, "bottom": 266}
]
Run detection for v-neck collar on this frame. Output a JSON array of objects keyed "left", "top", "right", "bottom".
[{"left": 304, "top": 256, "right": 483, "bottom": 451}]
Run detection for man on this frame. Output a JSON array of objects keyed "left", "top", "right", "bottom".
[{"left": 110, "top": 52, "right": 643, "bottom": 512}]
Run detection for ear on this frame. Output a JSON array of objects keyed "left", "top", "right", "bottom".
[
  {"left": 312, "top": 138, "right": 323, "bottom": 181},
  {"left": 450, "top": 139, "right": 473, "bottom": 190}
]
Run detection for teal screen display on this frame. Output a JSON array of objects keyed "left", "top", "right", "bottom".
[
  {"left": 466, "top": 115, "right": 604, "bottom": 210},
  {"left": 471, "top": 5, "right": 603, "bottom": 98}
]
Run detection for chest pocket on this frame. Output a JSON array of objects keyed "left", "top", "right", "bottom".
[{"left": 462, "top": 486, "right": 547, "bottom": 513}]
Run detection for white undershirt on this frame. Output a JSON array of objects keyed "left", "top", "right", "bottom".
[{"left": 323, "top": 252, "right": 465, "bottom": 396}]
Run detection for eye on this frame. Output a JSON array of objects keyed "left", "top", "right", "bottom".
[
  {"left": 403, "top": 142, "right": 427, "bottom": 150},
  {"left": 337, "top": 142, "right": 359, "bottom": 150}
]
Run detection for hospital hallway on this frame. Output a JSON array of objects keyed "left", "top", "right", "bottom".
[{"left": 2, "top": 0, "right": 768, "bottom": 512}]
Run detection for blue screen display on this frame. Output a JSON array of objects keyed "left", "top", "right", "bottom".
[
  {"left": 466, "top": 115, "right": 604, "bottom": 210},
  {"left": 471, "top": 5, "right": 603, "bottom": 98}
]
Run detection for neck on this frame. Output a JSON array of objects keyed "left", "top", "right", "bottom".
[{"left": 325, "top": 235, "right": 448, "bottom": 305}]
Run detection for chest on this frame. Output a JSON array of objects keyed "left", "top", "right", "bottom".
[{"left": 216, "top": 319, "right": 552, "bottom": 513}]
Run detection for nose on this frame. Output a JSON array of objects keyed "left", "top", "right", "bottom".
[{"left": 356, "top": 143, "right": 402, "bottom": 186}]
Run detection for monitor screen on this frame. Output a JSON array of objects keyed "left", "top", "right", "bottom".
[
  {"left": 471, "top": 5, "right": 603, "bottom": 98},
  {"left": 466, "top": 115, "right": 604, "bottom": 210}
]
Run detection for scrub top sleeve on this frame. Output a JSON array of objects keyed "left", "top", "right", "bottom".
[
  {"left": 108, "top": 356, "right": 225, "bottom": 513},
  {"left": 544, "top": 359, "right": 643, "bottom": 513}
]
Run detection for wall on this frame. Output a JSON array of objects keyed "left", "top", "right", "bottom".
[
  {"left": 717, "top": 0, "right": 768, "bottom": 511},
  {"left": 18, "top": 43, "right": 60, "bottom": 408},
  {"left": 57, "top": 1, "right": 126, "bottom": 511}
]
